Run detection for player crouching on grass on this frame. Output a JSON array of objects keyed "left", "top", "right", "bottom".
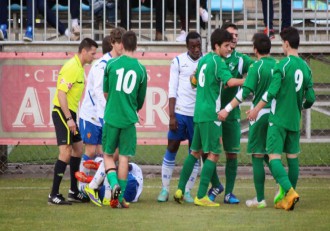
[{"left": 75, "top": 157, "right": 143, "bottom": 207}]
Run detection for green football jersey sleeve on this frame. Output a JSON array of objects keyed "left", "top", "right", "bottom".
[
  {"left": 194, "top": 52, "right": 232, "bottom": 123},
  {"left": 103, "top": 55, "right": 147, "bottom": 128},
  {"left": 262, "top": 55, "right": 315, "bottom": 131},
  {"left": 238, "top": 56, "right": 277, "bottom": 108}
]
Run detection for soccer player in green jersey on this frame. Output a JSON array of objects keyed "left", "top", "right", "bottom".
[
  {"left": 219, "top": 33, "right": 277, "bottom": 208},
  {"left": 247, "top": 27, "right": 315, "bottom": 211},
  {"left": 102, "top": 31, "right": 148, "bottom": 209},
  {"left": 211, "top": 22, "right": 254, "bottom": 204},
  {"left": 174, "top": 28, "right": 244, "bottom": 206}
]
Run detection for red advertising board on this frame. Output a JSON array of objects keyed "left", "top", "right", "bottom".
[{"left": 0, "top": 52, "right": 180, "bottom": 145}]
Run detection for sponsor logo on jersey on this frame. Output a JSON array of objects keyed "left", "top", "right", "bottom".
[
  {"left": 60, "top": 78, "right": 73, "bottom": 89},
  {"left": 229, "top": 62, "right": 235, "bottom": 71}
]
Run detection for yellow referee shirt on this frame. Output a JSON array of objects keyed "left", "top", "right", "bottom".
[{"left": 53, "top": 55, "right": 85, "bottom": 113}]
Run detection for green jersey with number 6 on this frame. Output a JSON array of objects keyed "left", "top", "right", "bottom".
[
  {"left": 103, "top": 55, "right": 147, "bottom": 128},
  {"left": 193, "top": 52, "right": 232, "bottom": 122},
  {"left": 262, "top": 55, "right": 315, "bottom": 131}
]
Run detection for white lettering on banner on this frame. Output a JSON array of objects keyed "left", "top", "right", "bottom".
[
  {"left": 52, "top": 70, "right": 59, "bottom": 82},
  {"left": 34, "top": 70, "right": 45, "bottom": 82},
  {"left": 10, "top": 87, "right": 168, "bottom": 129},
  {"left": 12, "top": 87, "right": 46, "bottom": 128},
  {"left": 146, "top": 69, "right": 151, "bottom": 82},
  {"left": 143, "top": 87, "right": 169, "bottom": 128},
  {"left": 47, "top": 87, "right": 56, "bottom": 127}
]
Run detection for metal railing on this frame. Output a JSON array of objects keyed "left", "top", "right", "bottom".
[{"left": 0, "top": 0, "right": 329, "bottom": 46}]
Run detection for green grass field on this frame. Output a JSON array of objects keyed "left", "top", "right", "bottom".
[
  {"left": 0, "top": 177, "right": 329, "bottom": 231},
  {"left": 310, "top": 58, "right": 330, "bottom": 83},
  {"left": 7, "top": 142, "right": 330, "bottom": 166}
]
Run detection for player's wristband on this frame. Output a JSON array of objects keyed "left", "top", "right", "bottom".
[
  {"left": 224, "top": 104, "right": 233, "bottom": 113},
  {"left": 66, "top": 117, "right": 72, "bottom": 122}
]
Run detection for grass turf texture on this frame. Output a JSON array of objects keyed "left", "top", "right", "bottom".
[
  {"left": 7, "top": 142, "right": 330, "bottom": 166},
  {"left": 0, "top": 178, "right": 329, "bottom": 231}
]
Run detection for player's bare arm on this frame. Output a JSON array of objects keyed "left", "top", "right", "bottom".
[
  {"left": 226, "top": 78, "right": 245, "bottom": 88},
  {"left": 218, "top": 97, "right": 240, "bottom": 121},
  {"left": 246, "top": 100, "right": 267, "bottom": 121},
  {"left": 168, "top": 98, "right": 178, "bottom": 131}
]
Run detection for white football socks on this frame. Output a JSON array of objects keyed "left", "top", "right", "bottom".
[
  {"left": 161, "top": 161, "right": 175, "bottom": 191},
  {"left": 185, "top": 161, "right": 199, "bottom": 193},
  {"left": 89, "top": 159, "right": 105, "bottom": 189}
]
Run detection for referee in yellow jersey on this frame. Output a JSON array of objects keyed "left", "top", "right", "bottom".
[{"left": 48, "top": 38, "right": 98, "bottom": 205}]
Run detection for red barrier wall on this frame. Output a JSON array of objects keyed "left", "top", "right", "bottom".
[{"left": 0, "top": 52, "right": 180, "bottom": 145}]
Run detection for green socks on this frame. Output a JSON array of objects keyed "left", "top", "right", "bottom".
[
  {"left": 178, "top": 154, "right": 198, "bottom": 193},
  {"left": 197, "top": 159, "right": 216, "bottom": 199},
  {"left": 252, "top": 156, "right": 265, "bottom": 202},
  {"left": 225, "top": 157, "right": 237, "bottom": 195},
  {"left": 287, "top": 158, "right": 299, "bottom": 189},
  {"left": 264, "top": 155, "right": 272, "bottom": 172},
  {"left": 269, "top": 159, "right": 292, "bottom": 192},
  {"left": 106, "top": 172, "right": 130, "bottom": 202},
  {"left": 106, "top": 171, "right": 119, "bottom": 189},
  {"left": 118, "top": 179, "right": 127, "bottom": 202},
  {"left": 210, "top": 165, "right": 221, "bottom": 188}
]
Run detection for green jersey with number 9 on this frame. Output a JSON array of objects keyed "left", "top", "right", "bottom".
[
  {"left": 103, "top": 55, "right": 147, "bottom": 128},
  {"left": 262, "top": 55, "right": 315, "bottom": 131}
]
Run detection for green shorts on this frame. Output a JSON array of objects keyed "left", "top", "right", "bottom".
[
  {"left": 266, "top": 124, "right": 300, "bottom": 155},
  {"left": 191, "top": 121, "right": 222, "bottom": 155},
  {"left": 222, "top": 119, "right": 241, "bottom": 153},
  {"left": 247, "top": 111, "right": 269, "bottom": 155},
  {"left": 102, "top": 123, "right": 137, "bottom": 157}
]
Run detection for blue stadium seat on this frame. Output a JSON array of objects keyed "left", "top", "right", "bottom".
[
  {"left": 132, "top": 5, "right": 154, "bottom": 13},
  {"left": 293, "top": 0, "right": 304, "bottom": 9},
  {"left": 209, "top": 0, "right": 244, "bottom": 28},
  {"left": 10, "top": 4, "right": 27, "bottom": 11},
  {"left": 293, "top": 0, "right": 330, "bottom": 10},
  {"left": 307, "top": 0, "right": 330, "bottom": 10},
  {"left": 210, "top": 0, "right": 244, "bottom": 12},
  {"left": 10, "top": 3, "right": 90, "bottom": 12},
  {"left": 51, "top": 3, "right": 90, "bottom": 11}
]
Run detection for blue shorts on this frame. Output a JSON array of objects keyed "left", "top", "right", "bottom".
[
  {"left": 79, "top": 118, "right": 102, "bottom": 145},
  {"left": 167, "top": 113, "right": 194, "bottom": 143},
  {"left": 124, "top": 173, "right": 139, "bottom": 202},
  {"left": 99, "top": 172, "right": 139, "bottom": 203}
]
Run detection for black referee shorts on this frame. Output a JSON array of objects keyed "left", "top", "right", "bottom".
[{"left": 52, "top": 106, "right": 82, "bottom": 146}]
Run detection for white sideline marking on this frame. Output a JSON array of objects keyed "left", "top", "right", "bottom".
[{"left": 0, "top": 187, "right": 50, "bottom": 190}]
